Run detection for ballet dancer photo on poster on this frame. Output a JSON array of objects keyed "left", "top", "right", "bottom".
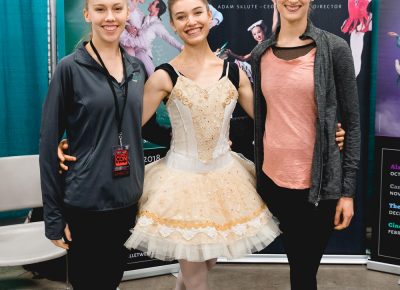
[
  {"left": 341, "top": 0, "right": 372, "bottom": 77},
  {"left": 120, "top": 0, "right": 183, "bottom": 76}
]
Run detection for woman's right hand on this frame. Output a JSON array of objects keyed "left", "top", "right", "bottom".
[
  {"left": 336, "top": 123, "right": 345, "bottom": 151},
  {"left": 51, "top": 224, "right": 72, "bottom": 250},
  {"left": 58, "top": 139, "right": 76, "bottom": 173},
  {"left": 388, "top": 32, "right": 399, "bottom": 37}
]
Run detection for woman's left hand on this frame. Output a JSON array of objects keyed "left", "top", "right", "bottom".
[{"left": 334, "top": 197, "right": 354, "bottom": 230}]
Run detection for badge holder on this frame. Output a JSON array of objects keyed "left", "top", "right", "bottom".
[
  {"left": 112, "top": 133, "right": 130, "bottom": 177},
  {"left": 89, "top": 40, "right": 131, "bottom": 178}
]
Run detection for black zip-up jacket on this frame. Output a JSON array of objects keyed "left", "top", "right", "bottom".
[
  {"left": 39, "top": 43, "right": 146, "bottom": 240},
  {"left": 251, "top": 22, "right": 361, "bottom": 205}
]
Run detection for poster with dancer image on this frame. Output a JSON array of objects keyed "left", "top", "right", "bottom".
[
  {"left": 61, "top": 0, "right": 370, "bottom": 275},
  {"left": 370, "top": 0, "right": 400, "bottom": 269},
  {"left": 208, "top": 0, "right": 369, "bottom": 256}
]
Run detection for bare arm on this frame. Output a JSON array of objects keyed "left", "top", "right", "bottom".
[
  {"left": 271, "top": 0, "right": 278, "bottom": 33},
  {"left": 142, "top": 69, "right": 173, "bottom": 126},
  {"left": 237, "top": 68, "right": 254, "bottom": 119}
]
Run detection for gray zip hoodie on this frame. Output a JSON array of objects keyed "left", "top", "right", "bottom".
[
  {"left": 39, "top": 42, "right": 146, "bottom": 240},
  {"left": 251, "top": 22, "right": 361, "bottom": 205}
]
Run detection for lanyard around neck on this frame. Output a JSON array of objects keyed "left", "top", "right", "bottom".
[{"left": 90, "top": 40, "right": 128, "bottom": 146}]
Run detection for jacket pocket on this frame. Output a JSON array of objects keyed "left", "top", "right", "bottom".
[
  {"left": 64, "top": 146, "right": 95, "bottom": 183},
  {"left": 80, "top": 146, "right": 95, "bottom": 172}
]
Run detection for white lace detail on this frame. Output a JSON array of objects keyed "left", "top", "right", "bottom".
[
  {"left": 137, "top": 216, "right": 154, "bottom": 226},
  {"left": 135, "top": 211, "right": 272, "bottom": 241}
]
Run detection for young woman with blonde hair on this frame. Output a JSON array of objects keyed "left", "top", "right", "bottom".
[{"left": 40, "top": 0, "right": 146, "bottom": 289}]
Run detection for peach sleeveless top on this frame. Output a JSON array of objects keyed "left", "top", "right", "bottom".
[{"left": 261, "top": 48, "right": 317, "bottom": 189}]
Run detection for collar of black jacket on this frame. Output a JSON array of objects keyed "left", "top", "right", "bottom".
[{"left": 73, "top": 41, "right": 141, "bottom": 77}]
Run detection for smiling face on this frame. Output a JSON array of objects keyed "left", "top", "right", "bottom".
[
  {"left": 84, "top": 0, "right": 129, "bottom": 45},
  {"left": 251, "top": 26, "right": 265, "bottom": 43},
  {"left": 169, "top": 0, "right": 212, "bottom": 46},
  {"left": 276, "top": 0, "right": 311, "bottom": 25}
]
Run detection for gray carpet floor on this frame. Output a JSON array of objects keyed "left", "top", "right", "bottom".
[{"left": 1, "top": 264, "right": 399, "bottom": 290}]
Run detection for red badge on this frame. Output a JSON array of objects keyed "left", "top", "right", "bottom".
[{"left": 112, "top": 145, "right": 130, "bottom": 177}]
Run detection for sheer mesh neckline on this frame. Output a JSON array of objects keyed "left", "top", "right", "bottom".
[{"left": 272, "top": 42, "right": 316, "bottom": 61}]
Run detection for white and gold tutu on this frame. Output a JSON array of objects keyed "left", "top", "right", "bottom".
[{"left": 125, "top": 63, "right": 280, "bottom": 261}]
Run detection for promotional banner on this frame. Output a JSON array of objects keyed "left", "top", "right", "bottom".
[
  {"left": 62, "top": 0, "right": 369, "bottom": 274},
  {"left": 207, "top": 0, "right": 369, "bottom": 255},
  {"left": 371, "top": 0, "right": 400, "bottom": 268}
]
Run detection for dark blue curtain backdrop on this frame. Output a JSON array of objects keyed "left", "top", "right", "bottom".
[{"left": 0, "top": 0, "right": 48, "bottom": 157}]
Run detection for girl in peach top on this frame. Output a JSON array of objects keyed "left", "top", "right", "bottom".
[{"left": 251, "top": 0, "right": 360, "bottom": 289}]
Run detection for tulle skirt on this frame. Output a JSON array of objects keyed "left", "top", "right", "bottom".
[{"left": 125, "top": 152, "right": 280, "bottom": 262}]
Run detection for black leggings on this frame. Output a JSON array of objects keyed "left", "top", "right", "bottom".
[
  {"left": 261, "top": 173, "right": 337, "bottom": 290},
  {"left": 65, "top": 204, "right": 137, "bottom": 290}
]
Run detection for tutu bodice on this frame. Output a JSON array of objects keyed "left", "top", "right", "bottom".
[{"left": 165, "top": 65, "right": 238, "bottom": 171}]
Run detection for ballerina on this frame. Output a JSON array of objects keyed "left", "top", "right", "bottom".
[{"left": 341, "top": 0, "right": 372, "bottom": 77}]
